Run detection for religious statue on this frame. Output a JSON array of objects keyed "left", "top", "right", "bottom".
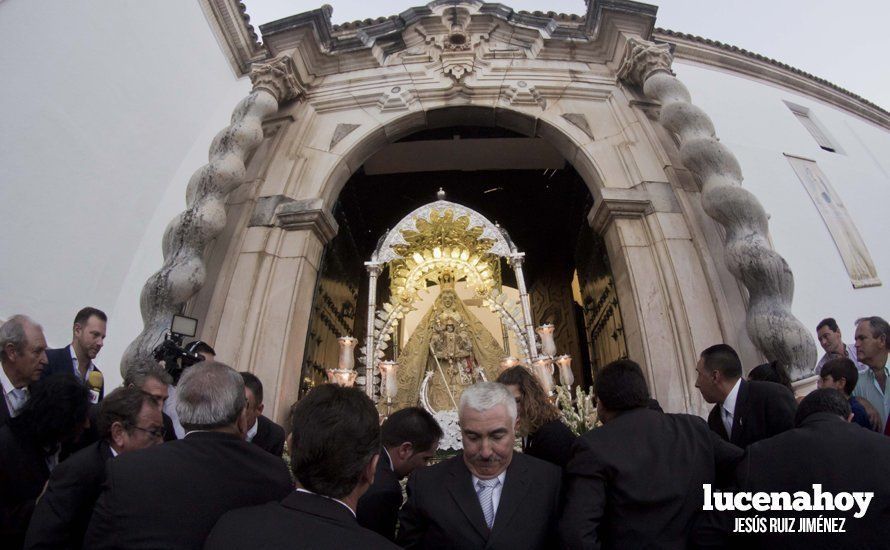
[{"left": 392, "top": 284, "right": 504, "bottom": 413}]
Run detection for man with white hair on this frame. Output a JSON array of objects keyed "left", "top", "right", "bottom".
[
  {"left": 0, "top": 315, "right": 48, "bottom": 425},
  {"left": 398, "top": 382, "right": 562, "bottom": 549},
  {"left": 83, "top": 361, "right": 292, "bottom": 549}
]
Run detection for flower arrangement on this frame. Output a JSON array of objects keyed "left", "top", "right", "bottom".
[
  {"left": 555, "top": 385, "right": 599, "bottom": 436},
  {"left": 431, "top": 409, "right": 463, "bottom": 450}
]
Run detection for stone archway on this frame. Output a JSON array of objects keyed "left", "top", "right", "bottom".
[{"left": 124, "top": 1, "right": 814, "bottom": 421}]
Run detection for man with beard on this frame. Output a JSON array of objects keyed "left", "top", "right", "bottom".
[
  {"left": 398, "top": 382, "right": 562, "bottom": 549},
  {"left": 44, "top": 308, "right": 107, "bottom": 401}
]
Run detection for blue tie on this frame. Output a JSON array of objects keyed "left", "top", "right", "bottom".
[{"left": 476, "top": 478, "right": 500, "bottom": 529}]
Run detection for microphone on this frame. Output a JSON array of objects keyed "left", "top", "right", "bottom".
[{"left": 88, "top": 371, "right": 104, "bottom": 404}]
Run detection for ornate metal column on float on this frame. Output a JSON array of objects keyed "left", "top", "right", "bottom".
[
  {"left": 121, "top": 55, "right": 304, "bottom": 373},
  {"left": 509, "top": 253, "right": 539, "bottom": 361},
  {"left": 617, "top": 37, "right": 816, "bottom": 379},
  {"left": 363, "top": 261, "right": 383, "bottom": 398}
]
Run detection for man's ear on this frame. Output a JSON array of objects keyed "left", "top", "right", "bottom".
[
  {"left": 110, "top": 421, "right": 127, "bottom": 448},
  {"left": 73, "top": 322, "right": 83, "bottom": 337},
  {"left": 397, "top": 441, "right": 414, "bottom": 460},
  {"left": 236, "top": 406, "right": 250, "bottom": 437},
  {"left": 364, "top": 453, "right": 380, "bottom": 485},
  {"left": 257, "top": 402, "right": 264, "bottom": 416}
]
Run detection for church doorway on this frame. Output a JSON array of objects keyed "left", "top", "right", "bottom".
[{"left": 299, "top": 125, "right": 627, "bottom": 409}]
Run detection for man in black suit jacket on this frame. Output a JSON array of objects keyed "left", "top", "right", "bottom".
[
  {"left": 357, "top": 407, "right": 443, "bottom": 541},
  {"left": 43, "top": 308, "right": 108, "bottom": 402},
  {"left": 398, "top": 383, "right": 562, "bottom": 550},
  {"left": 560, "top": 359, "right": 744, "bottom": 549},
  {"left": 240, "top": 371, "right": 286, "bottom": 456},
  {"left": 84, "top": 362, "right": 292, "bottom": 549},
  {"left": 207, "top": 384, "right": 398, "bottom": 549},
  {"left": 733, "top": 389, "right": 890, "bottom": 548},
  {"left": 24, "top": 386, "right": 164, "bottom": 549},
  {"left": 696, "top": 344, "right": 796, "bottom": 448}
]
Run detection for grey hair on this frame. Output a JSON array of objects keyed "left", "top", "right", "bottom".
[
  {"left": 123, "top": 358, "right": 173, "bottom": 388},
  {"left": 175, "top": 361, "right": 246, "bottom": 430},
  {"left": 459, "top": 382, "right": 517, "bottom": 425},
  {"left": 0, "top": 315, "right": 41, "bottom": 362},
  {"left": 857, "top": 316, "right": 890, "bottom": 344}
]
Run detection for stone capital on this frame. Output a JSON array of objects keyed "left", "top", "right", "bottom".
[
  {"left": 617, "top": 37, "right": 674, "bottom": 88},
  {"left": 588, "top": 196, "right": 653, "bottom": 235},
  {"left": 275, "top": 198, "right": 338, "bottom": 244},
  {"left": 365, "top": 261, "right": 384, "bottom": 276},
  {"left": 249, "top": 55, "right": 304, "bottom": 103}
]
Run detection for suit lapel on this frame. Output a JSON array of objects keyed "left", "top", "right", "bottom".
[
  {"left": 445, "top": 458, "right": 490, "bottom": 540},
  {"left": 729, "top": 379, "right": 749, "bottom": 445},
  {"left": 708, "top": 405, "right": 728, "bottom": 440},
  {"left": 488, "top": 456, "right": 530, "bottom": 542}
]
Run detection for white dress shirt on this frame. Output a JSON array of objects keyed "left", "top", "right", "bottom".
[
  {"left": 721, "top": 378, "right": 742, "bottom": 437},
  {"left": 472, "top": 470, "right": 507, "bottom": 517},
  {"left": 1, "top": 366, "right": 27, "bottom": 417},
  {"left": 245, "top": 419, "right": 259, "bottom": 442},
  {"left": 69, "top": 345, "right": 98, "bottom": 382}
]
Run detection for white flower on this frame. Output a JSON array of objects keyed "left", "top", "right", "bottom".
[{"left": 431, "top": 410, "right": 463, "bottom": 450}]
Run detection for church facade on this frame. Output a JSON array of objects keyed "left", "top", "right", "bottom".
[{"left": 2, "top": 1, "right": 888, "bottom": 422}]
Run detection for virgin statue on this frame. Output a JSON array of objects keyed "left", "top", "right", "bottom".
[{"left": 393, "top": 286, "right": 504, "bottom": 413}]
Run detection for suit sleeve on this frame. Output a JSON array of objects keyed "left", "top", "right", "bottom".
[
  {"left": 83, "top": 460, "right": 117, "bottom": 549},
  {"left": 765, "top": 388, "right": 796, "bottom": 438},
  {"left": 270, "top": 425, "right": 285, "bottom": 457},
  {"left": 356, "top": 482, "right": 402, "bottom": 541},
  {"left": 23, "top": 463, "right": 88, "bottom": 549},
  {"left": 559, "top": 438, "right": 604, "bottom": 550},
  {"left": 396, "top": 472, "right": 427, "bottom": 549}
]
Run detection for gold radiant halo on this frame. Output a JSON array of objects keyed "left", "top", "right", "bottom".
[{"left": 389, "top": 208, "right": 500, "bottom": 303}]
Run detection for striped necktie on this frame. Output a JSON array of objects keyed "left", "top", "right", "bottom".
[{"left": 476, "top": 478, "right": 501, "bottom": 529}]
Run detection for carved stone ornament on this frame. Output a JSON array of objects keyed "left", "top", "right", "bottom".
[
  {"left": 506, "top": 81, "right": 546, "bottom": 110},
  {"left": 617, "top": 37, "right": 674, "bottom": 88},
  {"left": 377, "top": 86, "right": 416, "bottom": 112},
  {"left": 249, "top": 55, "right": 303, "bottom": 103},
  {"left": 621, "top": 36, "right": 817, "bottom": 379},
  {"left": 442, "top": 51, "right": 475, "bottom": 82}
]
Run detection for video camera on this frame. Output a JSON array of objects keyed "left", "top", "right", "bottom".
[{"left": 152, "top": 314, "right": 203, "bottom": 384}]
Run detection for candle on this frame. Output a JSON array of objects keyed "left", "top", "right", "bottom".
[
  {"left": 531, "top": 356, "right": 555, "bottom": 394},
  {"left": 499, "top": 356, "right": 520, "bottom": 372},
  {"left": 555, "top": 354, "right": 574, "bottom": 386},
  {"left": 536, "top": 324, "right": 557, "bottom": 357},
  {"left": 326, "top": 368, "right": 357, "bottom": 387},
  {"left": 378, "top": 360, "right": 399, "bottom": 399}
]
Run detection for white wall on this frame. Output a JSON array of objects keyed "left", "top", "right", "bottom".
[
  {"left": 674, "top": 60, "right": 890, "bottom": 358},
  {"left": 0, "top": 0, "right": 251, "bottom": 388}
]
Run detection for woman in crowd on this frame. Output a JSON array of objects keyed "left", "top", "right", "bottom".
[
  {"left": 496, "top": 365, "right": 577, "bottom": 468},
  {"left": 0, "top": 374, "right": 91, "bottom": 549}
]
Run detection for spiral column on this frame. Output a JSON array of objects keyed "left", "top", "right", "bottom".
[
  {"left": 617, "top": 37, "right": 816, "bottom": 379},
  {"left": 121, "top": 55, "right": 303, "bottom": 375}
]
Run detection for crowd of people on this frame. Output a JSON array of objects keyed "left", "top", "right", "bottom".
[{"left": 1, "top": 307, "right": 888, "bottom": 549}]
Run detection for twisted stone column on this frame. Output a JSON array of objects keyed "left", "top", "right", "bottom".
[
  {"left": 121, "top": 56, "right": 303, "bottom": 375},
  {"left": 618, "top": 37, "right": 816, "bottom": 379}
]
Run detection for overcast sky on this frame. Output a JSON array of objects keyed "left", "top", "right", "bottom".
[{"left": 246, "top": 1, "right": 890, "bottom": 110}]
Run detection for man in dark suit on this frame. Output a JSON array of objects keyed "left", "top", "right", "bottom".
[
  {"left": 398, "top": 382, "right": 562, "bottom": 550},
  {"left": 696, "top": 343, "right": 796, "bottom": 448},
  {"left": 357, "top": 406, "right": 443, "bottom": 541},
  {"left": 1, "top": 315, "right": 49, "bottom": 426},
  {"left": 124, "top": 360, "right": 178, "bottom": 442},
  {"left": 83, "top": 362, "right": 293, "bottom": 549},
  {"left": 206, "top": 384, "right": 398, "bottom": 549},
  {"left": 24, "top": 386, "right": 164, "bottom": 549},
  {"left": 1, "top": 374, "right": 91, "bottom": 549},
  {"left": 733, "top": 388, "right": 890, "bottom": 548},
  {"left": 560, "top": 359, "right": 744, "bottom": 549},
  {"left": 240, "top": 371, "right": 285, "bottom": 456},
  {"left": 44, "top": 307, "right": 107, "bottom": 402}
]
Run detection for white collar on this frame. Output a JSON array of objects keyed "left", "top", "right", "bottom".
[
  {"left": 295, "top": 487, "right": 356, "bottom": 517},
  {"left": 0, "top": 364, "right": 18, "bottom": 395},
  {"left": 723, "top": 378, "right": 742, "bottom": 416},
  {"left": 246, "top": 418, "right": 259, "bottom": 442},
  {"left": 472, "top": 470, "right": 507, "bottom": 488},
  {"left": 69, "top": 345, "right": 98, "bottom": 376}
]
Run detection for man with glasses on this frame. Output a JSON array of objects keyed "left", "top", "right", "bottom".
[{"left": 24, "top": 386, "right": 163, "bottom": 549}]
